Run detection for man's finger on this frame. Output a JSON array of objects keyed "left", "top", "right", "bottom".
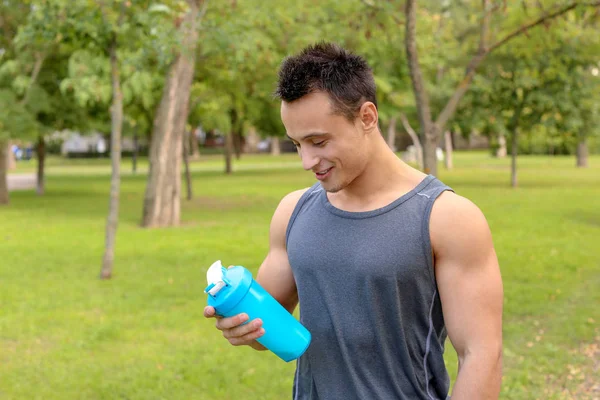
[
  {"left": 215, "top": 313, "right": 249, "bottom": 330},
  {"left": 222, "top": 318, "right": 263, "bottom": 339},
  {"left": 229, "top": 328, "right": 266, "bottom": 346},
  {"left": 203, "top": 306, "right": 216, "bottom": 318}
]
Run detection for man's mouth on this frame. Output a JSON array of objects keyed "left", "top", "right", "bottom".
[{"left": 315, "top": 167, "right": 333, "bottom": 180}]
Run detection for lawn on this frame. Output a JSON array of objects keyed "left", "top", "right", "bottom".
[{"left": 1, "top": 151, "right": 599, "bottom": 399}]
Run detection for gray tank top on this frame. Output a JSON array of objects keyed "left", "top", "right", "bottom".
[{"left": 286, "top": 175, "right": 453, "bottom": 400}]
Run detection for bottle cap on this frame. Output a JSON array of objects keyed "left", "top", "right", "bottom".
[{"left": 204, "top": 260, "right": 229, "bottom": 296}]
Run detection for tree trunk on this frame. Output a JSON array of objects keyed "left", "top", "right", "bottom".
[
  {"left": 0, "top": 140, "right": 9, "bottom": 205},
  {"left": 444, "top": 130, "right": 453, "bottom": 170},
  {"left": 224, "top": 132, "right": 233, "bottom": 174},
  {"left": 496, "top": 134, "right": 507, "bottom": 158},
  {"left": 142, "top": 0, "right": 201, "bottom": 228},
  {"left": 190, "top": 128, "right": 200, "bottom": 159},
  {"left": 399, "top": 113, "right": 423, "bottom": 171},
  {"left": 387, "top": 116, "right": 397, "bottom": 151},
  {"left": 243, "top": 126, "right": 260, "bottom": 154},
  {"left": 270, "top": 136, "right": 281, "bottom": 156},
  {"left": 511, "top": 130, "right": 518, "bottom": 188},
  {"left": 100, "top": 39, "right": 124, "bottom": 280},
  {"left": 405, "top": 0, "right": 436, "bottom": 175},
  {"left": 233, "top": 132, "right": 243, "bottom": 160},
  {"left": 183, "top": 130, "right": 193, "bottom": 200},
  {"left": 132, "top": 132, "right": 138, "bottom": 174},
  {"left": 36, "top": 135, "right": 46, "bottom": 195},
  {"left": 229, "top": 108, "right": 242, "bottom": 160},
  {"left": 576, "top": 136, "right": 588, "bottom": 168},
  {"left": 423, "top": 125, "right": 439, "bottom": 176},
  {"left": 507, "top": 94, "right": 527, "bottom": 188}
]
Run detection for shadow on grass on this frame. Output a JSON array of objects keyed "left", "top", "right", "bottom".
[
  {"left": 5, "top": 170, "right": 285, "bottom": 225},
  {"left": 567, "top": 211, "right": 600, "bottom": 228}
]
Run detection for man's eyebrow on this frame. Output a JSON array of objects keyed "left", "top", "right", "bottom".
[{"left": 286, "top": 132, "right": 329, "bottom": 141}]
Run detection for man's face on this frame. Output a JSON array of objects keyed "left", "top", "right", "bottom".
[{"left": 281, "top": 92, "right": 369, "bottom": 193}]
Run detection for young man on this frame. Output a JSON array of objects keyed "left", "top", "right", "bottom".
[{"left": 204, "top": 43, "right": 503, "bottom": 400}]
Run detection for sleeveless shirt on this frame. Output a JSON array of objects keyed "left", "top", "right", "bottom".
[{"left": 286, "top": 175, "right": 454, "bottom": 400}]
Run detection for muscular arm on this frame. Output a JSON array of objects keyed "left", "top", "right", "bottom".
[
  {"left": 204, "top": 189, "right": 307, "bottom": 350},
  {"left": 255, "top": 189, "right": 307, "bottom": 314},
  {"left": 431, "top": 192, "right": 504, "bottom": 399}
]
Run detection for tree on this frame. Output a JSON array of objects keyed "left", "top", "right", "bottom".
[
  {"left": 0, "top": 90, "right": 39, "bottom": 204},
  {"left": 548, "top": 7, "right": 600, "bottom": 167},
  {"left": 9, "top": 20, "right": 86, "bottom": 195},
  {"left": 0, "top": 0, "right": 38, "bottom": 204},
  {"left": 34, "top": 0, "right": 175, "bottom": 276},
  {"left": 404, "top": 0, "right": 600, "bottom": 176},
  {"left": 194, "top": 0, "right": 286, "bottom": 172},
  {"left": 452, "top": 2, "right": 600, "bottom": 185},
  {"left": 54, "top": 0, "right": 129, "bottom": 278},
  {"left": 142, "top": 0, "right": 204, "bottom": 228}
]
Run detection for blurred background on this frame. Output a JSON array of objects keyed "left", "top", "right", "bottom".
[{"left": 1, "top": 1, "right": 599, "bottom": 399}]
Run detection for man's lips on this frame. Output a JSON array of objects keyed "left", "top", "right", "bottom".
[{"left": 315, "top": 167, "right": 333, "bottom": 180}]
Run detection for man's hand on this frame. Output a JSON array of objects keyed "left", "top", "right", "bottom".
[
  {"left": 203, "top": 306, "right": 266, "bottom": 350},
  {"left": 202, "top": 189, "right": 306, "bottom": 353}
]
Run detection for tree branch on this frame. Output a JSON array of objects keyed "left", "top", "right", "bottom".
[
  {"left": 435, "top": 0, "right": 490, "bottom": 128},
  {"left": 488, "top": 2, "right": 582, "bottom": 53},
  {"left": 359, "top": 0, "right": 381, "bottom": 9},
  {"left": 399, "top": 112, "right": 419, "bottom": 141},
  {"left": 198, "top": 0, "right": 208, "bottom": 21},
  {"left": 19, "top": 51, "right": 46, "bottom": 106},
  {"left": 435, "top": 0, "right": 598, "bottom": 130},
  {"left": 399, "top": 112, "right": 423, "bottom": 170}
]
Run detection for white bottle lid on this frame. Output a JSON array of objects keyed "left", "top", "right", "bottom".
[{"left": 205, "top": 260, "right": 227, "bottom": 296}]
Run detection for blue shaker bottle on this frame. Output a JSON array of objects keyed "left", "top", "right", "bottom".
[{"left": 204, "top": 260, "right": 311, "bottom": 362}]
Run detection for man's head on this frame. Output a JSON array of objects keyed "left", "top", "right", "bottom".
[
  {"left": 275, "top": 42, "right": 380, "bottom": 193},
  {"left": 275, "top": 42, "right": 377, "bottom": 121}
]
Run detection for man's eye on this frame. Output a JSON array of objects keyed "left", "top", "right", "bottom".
[{"left": 313, "top": 141, "right": 326, "bottom": 147}]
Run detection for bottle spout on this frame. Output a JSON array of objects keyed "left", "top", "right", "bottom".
[{"left": 205, "top": 260, "right": 228, "bottom": 296}]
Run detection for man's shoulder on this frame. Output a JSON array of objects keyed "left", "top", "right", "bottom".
[
  {"left": 431, "top": 190, "right": 488, "bottom": 228},
  {"left": 279, "top": 187, "right": 312, "bottom": 210},
  {"left": 271, "top": 186, "right": 313, "bottom": 227},
  {"left": 430, "top": 190, "right": 493, "bottom": 255}
]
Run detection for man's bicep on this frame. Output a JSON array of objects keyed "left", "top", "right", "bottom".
[
  {"left": 257, "top": 248, "right": 298, "bottom": 313},
  {"left": 255, "top": 189, "right": 307, "bottom": 313},
  {"left": 432, "top": 193, "right": 503, "bottom": 358},
  {"left": 437, "top": 248, "right": 503, "bottom": 357}
]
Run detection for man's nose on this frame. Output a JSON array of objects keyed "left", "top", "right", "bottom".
[{"left": 300, "top": 148, "right": 319, "bottom": 171}]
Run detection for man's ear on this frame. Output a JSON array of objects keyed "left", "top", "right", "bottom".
[{"left": 358, "top": 101, "right": 378, "bottom": 133}]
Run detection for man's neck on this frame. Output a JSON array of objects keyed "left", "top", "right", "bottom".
[{"left": 328, "top": 140, "right": 426, "bottom": 212}]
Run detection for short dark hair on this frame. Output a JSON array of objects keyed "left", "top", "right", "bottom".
[{"left": 275, "top": 42, "right": 377, "bottom": 121}]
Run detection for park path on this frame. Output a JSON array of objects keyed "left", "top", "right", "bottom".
[{"left": 7, "top": 174, "right": 36, "bottom": 191}]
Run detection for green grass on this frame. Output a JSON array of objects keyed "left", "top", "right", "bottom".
[
  {"left": 11, "top": 153, "right": 302, "bottom": 175},
  {"left": 1, "top": 152, "right": 599, "bottom": 399}
]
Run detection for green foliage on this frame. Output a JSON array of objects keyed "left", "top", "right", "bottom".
[
  {"left": 5, "top": 0, "right": 599, "bottom": 151},
  {"left": 450, "top": 4, "right": 600, "bottom": 155},
  {"left": 0, "top": 89, "right": 39, "bottom": 140},
  {"left": 3, "top": 0, "right": 184, "bottom": 141}
]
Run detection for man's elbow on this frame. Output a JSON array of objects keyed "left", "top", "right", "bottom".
[{"left": 459, "top": 342, "right": 503, "bottom": 374}]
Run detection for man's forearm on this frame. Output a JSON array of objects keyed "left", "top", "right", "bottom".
[{"left": 450, "top": 352, "right": 502, "bottom": 400}]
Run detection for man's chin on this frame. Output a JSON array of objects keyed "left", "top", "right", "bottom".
[{"left": 321, "top": 181, "right": 343, "bottom": 193}]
